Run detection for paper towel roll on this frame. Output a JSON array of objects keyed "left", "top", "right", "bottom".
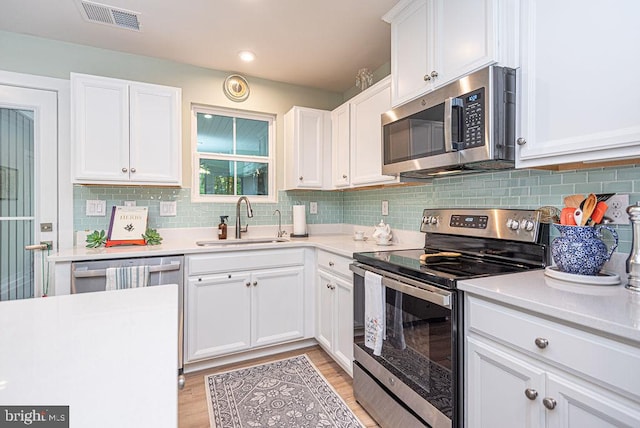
[{"left": 293, "top": 205, "right": 307, "bottom": 235}]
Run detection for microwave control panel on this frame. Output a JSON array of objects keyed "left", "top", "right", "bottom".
[{"left": 458, "top": 87, "right": 485, "bottom": 149}]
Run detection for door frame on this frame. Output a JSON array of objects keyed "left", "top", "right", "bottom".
[{"left": 0, "top": 69, "right": 72, "bottom": 295}]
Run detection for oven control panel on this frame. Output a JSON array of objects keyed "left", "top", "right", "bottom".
[
  {"left": 421, "top": 208, "right": 543, "bottom": 243},
  {"left": 449, "top": 214, "right": 488, "bottom": 229}
]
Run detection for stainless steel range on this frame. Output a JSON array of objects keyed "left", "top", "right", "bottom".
[{"left": 350, "top": 208, "right": 550, "bottom": 428}]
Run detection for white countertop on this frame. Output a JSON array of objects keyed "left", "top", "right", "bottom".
[
  {"left": 0, "top": 284, "right": 179, "bottom": 428},
  {"left": 459, "top": 270, "right": 640, "bottom": 344},
  {"left": 49, "top": 225, "right": 425, "bottom": 262}
]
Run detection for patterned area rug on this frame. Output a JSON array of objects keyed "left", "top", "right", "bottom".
[{"left": 205, "top": 354, "right": 364, "bottom": 428}]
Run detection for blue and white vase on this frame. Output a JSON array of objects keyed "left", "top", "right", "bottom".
[{"left": 551, "top": 224, "right": 618, "bottom": 276}]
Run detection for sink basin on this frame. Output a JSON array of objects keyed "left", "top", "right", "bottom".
[{"left": 196, "top": 237, "right": 289, "bottom": 246}]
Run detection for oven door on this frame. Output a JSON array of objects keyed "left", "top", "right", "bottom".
[{"left": 350, "top": 262, "right": 457, "bottom": 428}]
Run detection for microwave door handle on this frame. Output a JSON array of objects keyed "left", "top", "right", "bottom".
[{"left": 444, "top": 97, "right": 464, "bottom": 152}]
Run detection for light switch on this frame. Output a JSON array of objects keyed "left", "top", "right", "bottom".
[
  {"left": 86, "top": 200, "right": 106, "bottom": 217},
  {"left": 160, "top": 201, "right": 177, "bottom": 217}
]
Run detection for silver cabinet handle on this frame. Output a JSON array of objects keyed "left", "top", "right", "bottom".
[
  {"left": 542, "top": 397, "right": 557, "bottom": 410},
  {"left": 122, "top": 167, "right": 128, "bottom": 173},
  {"left": 535, "top": 337, "right": 549, "bottom": 349},
  {"left": 424, "top": 74, "right": 431, "bottom": 81},
  {"left": 130, "top": 167, "right": 136, "bottom": 173},
  {"left": 517, "top": 137, "right": 527, "bottom": 146},
  {"left": 524, "top": 389, "right": 538, "bottom": 400},
  {"left": 431, "top": 70, "right": 438, "bottom": 78}
]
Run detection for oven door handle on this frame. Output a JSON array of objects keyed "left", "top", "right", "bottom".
[{"left": 350, "top": 263, "right": 451, "bottom": 309}]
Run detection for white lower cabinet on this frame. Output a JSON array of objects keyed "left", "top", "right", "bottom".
[
  {"left": 186, "top": 250, "right": 306, "bottom": 362},
  {"left": 316, "top": 250, "right": 354, "bottom": 375},
  {"left": 465, "top": 294, "right": 640, "bottom": 428}
]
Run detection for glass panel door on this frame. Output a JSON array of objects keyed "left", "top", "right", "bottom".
[{"left": 0, "top": 85, "right": 57, "bottom": 300}]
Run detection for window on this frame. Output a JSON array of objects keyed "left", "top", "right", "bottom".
[{"left": 192, "top": 106, "right": 276, "bottom": 202}]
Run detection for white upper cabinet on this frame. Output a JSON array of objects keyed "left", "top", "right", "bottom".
[
  {"left": 71, "top": 73, "right": 182, "bottom": 186},
  {"left": 384, "top": 0, "right": 517, "bottom": 107},
  {"left": 516, "top": 1, "right": 640, "bottom": 168},
  {"left": 284, "top": 106, "right": 331, "bottom": 190},
  {"left": 330, "top": 77, "right": 399, "bottom": 189},
  {"left": 349, "top": 77, "right": 398, "bottom": 186},
  {"left": 330, "top": 103, "right": 351, "bottom": 188}
]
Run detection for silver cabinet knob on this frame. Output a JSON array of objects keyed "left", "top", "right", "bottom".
[
  {"left": 535, "top": 337, "right": 549, "bottom": 349},
  {"left": 252, "top": 281, "right": 258, "bottom": 286},
  {"left": 542, "top": 397, "right": 557, "bottom": 410},
  {"left": 122, "top": 167, "right": 128, "bottom": 173},
  {"left": 430, "top": 70, "right": 439, "bottom": 78},
  {"left": 326, "top": 283, "right": 331, "bottom": 289},
  {"left": 342, "top": 174, "right": 347, "bottom": 179},
  {"left": 329, "top": 261, "right": 334, "bottom": 267},
  {"left": 517, "top": 137, "right": 527, "bottom": 146},
  {"left": 299, "top": 176, "right": 303, "bottom": 181},
  {"left": 245, "top": 282, "right": 251, "bottom": 287},
  {"left": 524, "top": 389, "right": 538, "bottom": 400},
  {"left": 389, "top": 377, "right": 395, "bottom": 386},
  {"left": 130, "top": 167, "right": 136, "bottom": 173},
  {"left": 424, "top": 74, "right": 431, "bottom": 81}
]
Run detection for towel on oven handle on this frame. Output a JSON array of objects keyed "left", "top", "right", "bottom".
[
  {"left": 364, "top": 270, "right": 385, "bottom": 356},
  {"left": 106, "top": 266, "right": 150, "bottom": 291}
]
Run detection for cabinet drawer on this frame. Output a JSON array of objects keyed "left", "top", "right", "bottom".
[
  {"left": 466, "top": 295, "right": 640, "bottom": 398},
  {"left": 188, "top": 249, "right": 304, "bottom": 275},
  {"left": 317, "top": 250, "right": 352, "bottom": 278}
]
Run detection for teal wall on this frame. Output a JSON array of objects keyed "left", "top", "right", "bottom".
[{"left": 75, "top": 164, "right": 640, "bottom": 253}]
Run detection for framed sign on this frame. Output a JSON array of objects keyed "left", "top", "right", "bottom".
[{"left": 106, "top": 206, "right": 148, "bottom": 246}]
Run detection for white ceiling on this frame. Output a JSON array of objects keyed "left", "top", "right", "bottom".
[{"left": 0, "top": 0, "right": 398, "bottom": 93}]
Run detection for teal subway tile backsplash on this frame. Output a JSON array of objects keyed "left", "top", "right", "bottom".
[{"left": 73, "top": 164, "right": 639, "bottom": 253}]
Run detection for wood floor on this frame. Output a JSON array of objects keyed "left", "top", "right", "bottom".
[{"left": 178, "top": 346, "right": 380, "bottom": 427}]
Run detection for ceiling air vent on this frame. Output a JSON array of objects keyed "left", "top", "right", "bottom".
[{"left": 76, "top": 0, "right": 142, "bottom": 31}]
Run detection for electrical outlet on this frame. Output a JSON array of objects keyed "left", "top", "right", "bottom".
[
  {"left": 382, "top": 200, "right": 389, "bottom": 216},
  {"left": 159, "top": 201, "right": 177, "bottom": 217},
  {"left": 309, "top": 201, "right": 318, "bottom": 215},
  {"left": 603, "top": 194, "right": 630, "bottom": 225}
]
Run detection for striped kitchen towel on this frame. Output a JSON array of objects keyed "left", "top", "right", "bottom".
[{"left": 105, "top": 266, "right": 150, "bottom": 291}]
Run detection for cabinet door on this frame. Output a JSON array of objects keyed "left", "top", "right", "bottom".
[
  {"left": 332, "top": 275, "right": 354, "bottom": 375},
  {"left": 432, "top": 0, "right": 497, "bottom": 88},
  {"left": 251, "top": 266, "right": 305, "bottom": 347},
  {"left": 284, "top": 107, "right": 328, "bottom": 189},
  {"left": 386, "top": 0, "right": 432, "bottom": 107},
  {"left": 330, "top": 103, "right": 351, "bottom": 188},
  {"left": 466, "top": 337, "right": 545, "bottom": 428},
  {"left": 72, "top": 74, "right": 129, "bottom": 182},
  {"left": 350, "top": 78, "right": 398, "bottom": 186},
  {"left": 129, "top": 83, "right": 182, "bottom": 185},
  {"left": 316, "top": 270, "right": 334, "bottom": 352},
  {"left": 186, "top": 273, "right": 251, "bottom": 361},
  {"left": 517, "top": 0, "right": 640, "bottom": 168},
  {"left": 546, "top": 374, "right": 640, "bottom": 428}
]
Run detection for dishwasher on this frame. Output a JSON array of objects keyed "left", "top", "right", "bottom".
[{"left": 70, "top": 255, "right": 185, "bottom": 389}]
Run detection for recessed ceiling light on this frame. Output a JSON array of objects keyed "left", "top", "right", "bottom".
[
  {"left": 203, "top": 114, "right": 212, "bottom": 119},
  {"left": 238, "top": 51, "right": 255, "bottom": 62}
]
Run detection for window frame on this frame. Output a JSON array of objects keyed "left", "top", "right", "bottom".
[{"left": 191, "top": 105, "right": 277, "bottom": 203}]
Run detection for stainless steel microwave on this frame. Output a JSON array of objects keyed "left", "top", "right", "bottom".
[{"left": 381, "top": 66, "right": 516, "bottom": 179}]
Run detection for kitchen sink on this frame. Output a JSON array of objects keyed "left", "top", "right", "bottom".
[{"left": 195, "top": 237, "right": 289, "bottom": 246}]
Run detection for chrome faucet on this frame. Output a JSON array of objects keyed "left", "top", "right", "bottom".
[
  {"left": 273, "top": 209, "right": 287, "bottom": 238},
  {"left": 235, "top": 196, "right": 254, "bottom": 239}
]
